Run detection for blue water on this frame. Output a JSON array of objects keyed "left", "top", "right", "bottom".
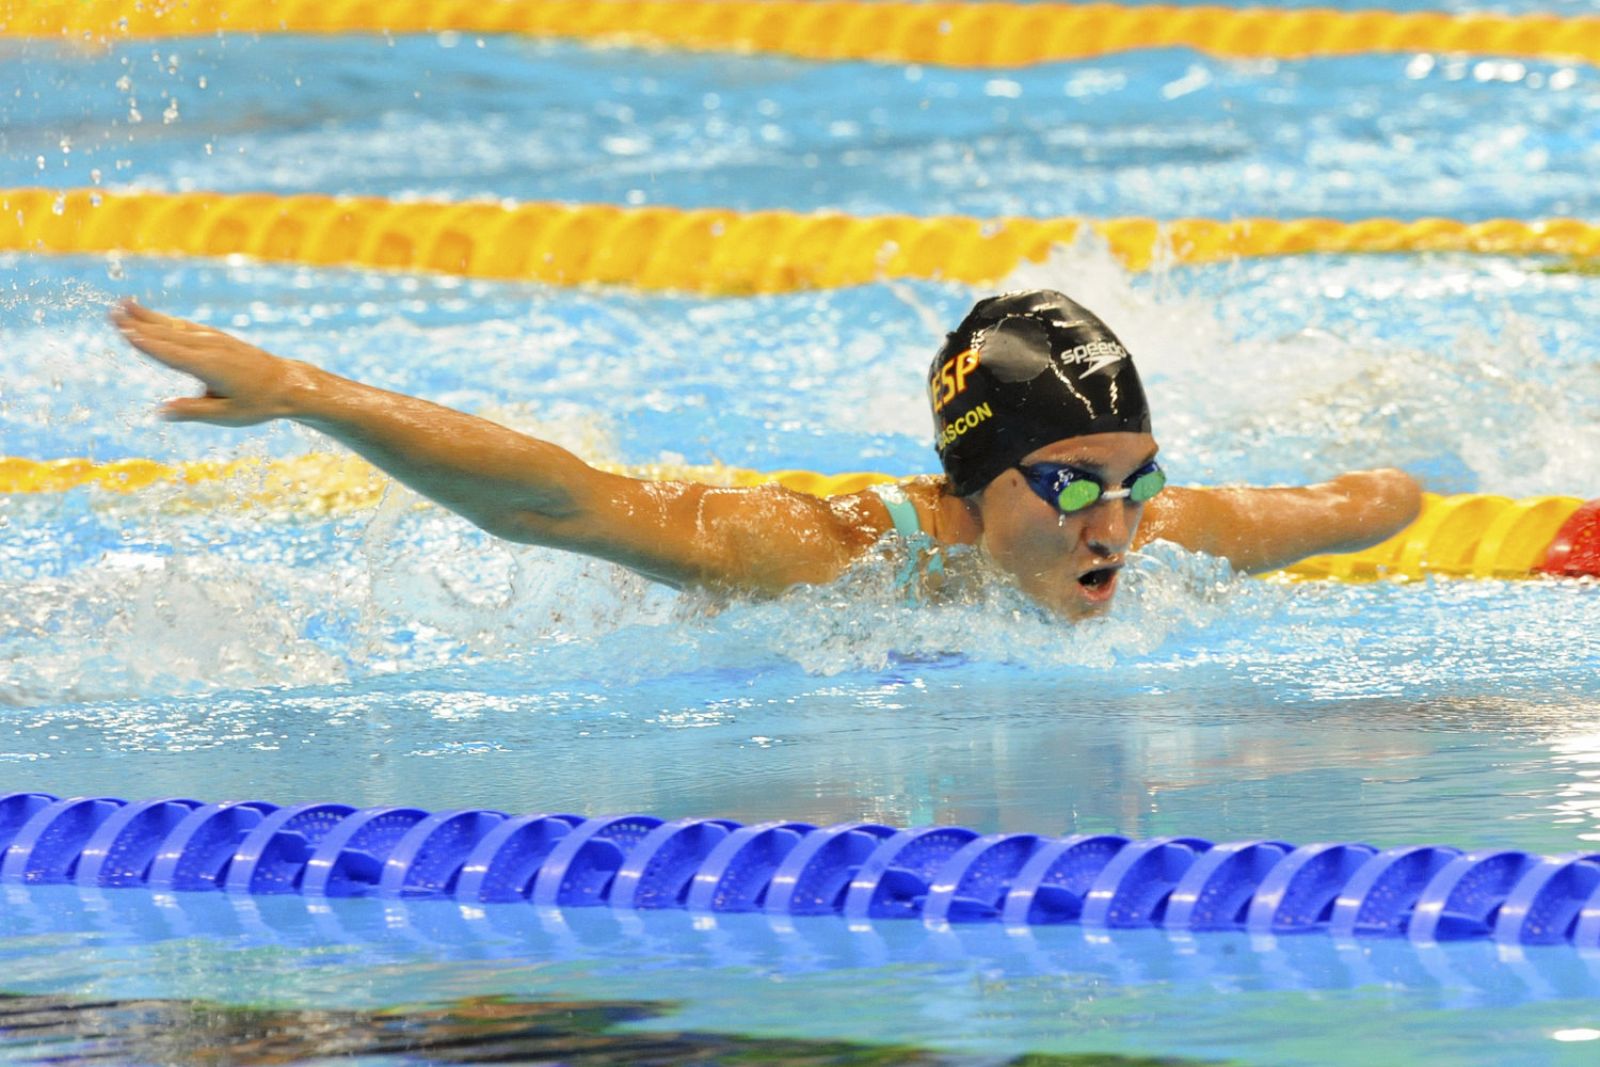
[
  {"left": 3, "top": 22, "right": 1600, "bottom": 1067},
  {"left": 3, "top": 37, "right": 1597, "bottom": 220}
]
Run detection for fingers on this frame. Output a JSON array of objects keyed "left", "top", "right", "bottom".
[
  {"left": 111, "top": 302, "right": 224, "bottom": 374},
  {"left": 159, "top": 395, "right": 236, "bottom": 424},
  {"left": 116, "top": 331, "right": 201, "bottom": 374},
  {"left": 119, "top": 318, "right": 206, "bottom": 354},
  {"left": 112, "top": 300, "right": 232, "bottom": 418},
  {"left": 111, "top": 300, "right": 285, "bottom": 427},
  {"left": 111, "top": 299, "right": 219, "bottom": 343},
  {"left": 111, "top": 297, "right": 151, "bottom": 323},
  {"left": 113, "top": 299, "right": 195, "bottom": 329},
  {"left": 111, "top": 299, "right": 184, "bottom": 337}
]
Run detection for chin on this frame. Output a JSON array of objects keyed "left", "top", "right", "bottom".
[{"left": 1060, "top": 595, "right": 1115, "bottom": 621}]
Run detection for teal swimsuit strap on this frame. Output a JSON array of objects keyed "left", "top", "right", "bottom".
[
  {"left": 873, "top": 485, "right": 946, "bottom": 581},
  {"left": 880, "top": 491, "right": 922, "bottom": 540}
]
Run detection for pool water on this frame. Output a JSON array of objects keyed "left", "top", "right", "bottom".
[
  {"left": 3, "top": 14, "right": 1600, "bottom": 1067},
  {"left": 5, "top": 36, "right": 1598, "bottom": 220}
]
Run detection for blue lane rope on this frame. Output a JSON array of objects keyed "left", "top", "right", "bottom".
[{"left": 5, "top": 793, "right": 1600, "bottom": 949}]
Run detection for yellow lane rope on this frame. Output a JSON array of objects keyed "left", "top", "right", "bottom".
[
  {"left": 5, "top": 189, "right": 1598, "bottom": 293},
  {"left": 0, "top": 453, "right": 1582, "bottom": 581},
  {"left": 0, "top": 454, "right": 888, "bottom": 510},
  {"left": 3, "top": 1, "right": 1597, "bottom": 68}
]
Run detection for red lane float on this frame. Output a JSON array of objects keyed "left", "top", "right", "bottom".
[{"left": 1541, "top": 499, "right": 1600, "bottom": 578}]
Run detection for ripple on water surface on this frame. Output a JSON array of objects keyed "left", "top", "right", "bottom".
[{"left": 2, "top": 38, "right": 1597, "bottom": 220}]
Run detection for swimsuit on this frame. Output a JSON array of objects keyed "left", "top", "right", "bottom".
[
  {"left": 870, "top": 484, "right": 946, "bottom": 589},
  {"left": 874, "top": 483, "right": 923, "bottom": 540}
]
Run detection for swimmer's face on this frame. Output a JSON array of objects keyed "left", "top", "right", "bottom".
[{"left": 973, "top": 432, "right": 1159, "bottom": 619}]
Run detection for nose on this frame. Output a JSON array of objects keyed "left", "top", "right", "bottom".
[{"left": 1081, "top": 498, "right": 1135, "bottom": 558}]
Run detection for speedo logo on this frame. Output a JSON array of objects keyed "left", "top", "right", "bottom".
[
  {"left": 931, "top": 347, "right": 981, "bottom": 412},
  {"left": 1059, "top": 340, "right": 1128, "bottom": 377},
  {"left": 937, "top": 402, "right": 992, "bottom": 449}
]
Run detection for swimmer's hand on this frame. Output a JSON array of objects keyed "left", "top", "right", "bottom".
[
  {"left": 109, "top": 299, "right": 869, "bottom": 592},
  {"left": 112, "top": 300, "right": 311, "bottom": 426}
]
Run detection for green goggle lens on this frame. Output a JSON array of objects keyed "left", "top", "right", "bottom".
[
  {"left": 1029, "top": 461, "right": 1167, "bottom": 514},
  {"left": 1128, "top": 467, "right": 1167, "bottom": 503},
  {"left": 1055, "top": 478, "right": 1103, "bottom": 513}
]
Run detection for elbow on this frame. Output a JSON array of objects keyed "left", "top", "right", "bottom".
[
  {"left": 472, "top": 507, "right": 572, "bottom": 547},
  {"left": 1343, "top": 468, "right": 1423, "bottom": 544},
  {"left": 461, "top": 485, "right": 590, "bottom": 547},
  {"left": 471, "top": 513, "right": 533, "bottom": 545},
  {"left": 1374, "top": 468, "right": 1423, "bottom": 534}
]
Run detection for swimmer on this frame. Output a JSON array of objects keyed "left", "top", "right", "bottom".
[{"left": 111, "top": 290, "right": 1420, "bottom": 618}]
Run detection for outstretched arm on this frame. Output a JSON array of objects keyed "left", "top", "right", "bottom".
[
  {"left": 112, "top": 302, "right": 876, "bottom": 592},
  {"left": 1134, "top": 471, "right": 1422, "bottom": 574}
]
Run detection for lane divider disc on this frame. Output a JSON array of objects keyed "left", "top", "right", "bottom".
[
  {"left": 2, "top": 1, "right": 1597, "bottom": 69},
  {"left": 2, "top": 452, "right": 1594, "bottom": 580},
  {"left": 5, "top": 189, "right": 1600, "bottom": 292},
  {"left": 7, "top": 790, "right": 1600, "bottom": 951}
]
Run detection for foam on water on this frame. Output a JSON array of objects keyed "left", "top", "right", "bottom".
[
  {"left": 5, "top": 243, "right": 1600, "bottom": 708},
  {"left": 0, "top": 490, "right": 1257, "bottom": 706},
  {"left": 6, "top": 28, "right": 1600, "bottom": 1067},
  {"left": 1008, "top": 240, "right": 1600, "bottom": 494}
]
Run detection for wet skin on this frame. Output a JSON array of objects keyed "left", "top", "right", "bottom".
[
  {"left": 113, "top": 301, "right": 1423, "bottom": 608},
  {"left": 972, "top": 433, "right": 1158, "bottom": 619}
]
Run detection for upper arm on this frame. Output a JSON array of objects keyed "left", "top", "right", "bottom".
[
  {"left": 1135, "top": 469, "right": 1422, "bottom": 573},
  {"left": 499, "top": 470, "right": 882, "bottom": 593}
]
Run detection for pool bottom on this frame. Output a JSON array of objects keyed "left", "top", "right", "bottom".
[
  {"left": 0, "top": 991, "right": 1188, "bottom": 1067},
  {"left": 1, "top": 886, "right": 1599, "bottom": 1067}
]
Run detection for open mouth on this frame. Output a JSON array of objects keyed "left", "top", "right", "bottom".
[{"left": 1076, "top": 565, "right": 1121, "bottom": 601}]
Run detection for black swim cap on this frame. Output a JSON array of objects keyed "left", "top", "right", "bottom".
[{"left": 929, "top": 290, "right": 1152, "bottom": 496}]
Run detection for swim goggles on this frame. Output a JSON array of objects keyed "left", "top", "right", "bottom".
[{"left": 1015, "top": 460, "right": 1167, "bottom": 514}]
